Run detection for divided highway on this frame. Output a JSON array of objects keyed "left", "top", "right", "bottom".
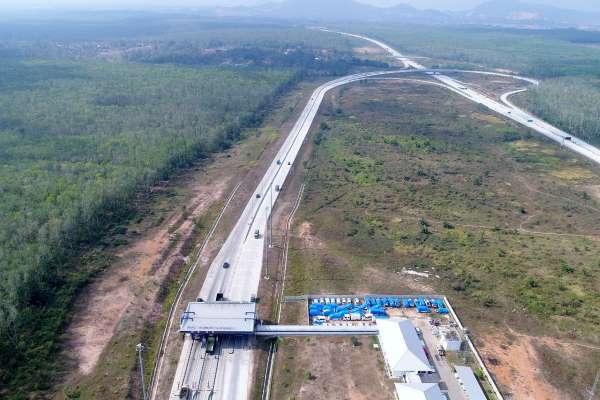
[
  {"left": 154, "top": 30, "right": 600, "bottom": 400},
  {"left": 159, "top": 70, "right": 408, "bottom": 400},
  {"left": 330, "top": 29, "right": 600, "bottom": 166}
]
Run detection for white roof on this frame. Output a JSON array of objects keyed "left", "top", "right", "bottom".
[
  {"left": 455, "top": 366, "right": 487, "bottom": 400},
  {"left": 377, "top": 319, "right": 433, "bottom": 376},
  {"left": 394, "top": 383, "right": 445, "bottom": 400},
  {"left": 180, "top": 302, "right": 256, "bottom": 334}
]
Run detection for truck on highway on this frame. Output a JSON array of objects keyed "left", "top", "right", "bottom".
[{"left": 254, "top": 229, "right": 260, "bottom": 239}]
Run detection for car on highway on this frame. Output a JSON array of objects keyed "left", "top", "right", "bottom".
[
  {"left": 254, "top": 229, "right": 260, "bottom": 239},
  {"left": 223, "top": 262, "right": 230, "bottom": 269}
]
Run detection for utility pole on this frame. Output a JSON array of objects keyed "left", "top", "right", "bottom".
[
  {"left": 588, "top": 368, "right": 600, "bottom": 400},
  {"left": 136, "top": 343, "right": 148, "bottom": 400},
  {"left": 269, "top": 185, "right": 273, "bottom": 249}
]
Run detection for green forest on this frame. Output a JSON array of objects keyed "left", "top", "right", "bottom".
[
  {"left": 516, "top": 77, "right": 600, "bottom": 146},
  {"left": 0, "top": 16, "right": 375, "bottom": 395},
  {"left": 0, "top": 58, "right": 295, "bottom": 391}
]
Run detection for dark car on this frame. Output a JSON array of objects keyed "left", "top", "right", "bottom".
[{"left": 223, "top": 262, "right": 230, "bottom": 269}]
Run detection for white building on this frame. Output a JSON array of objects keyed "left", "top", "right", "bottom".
[
  {"left": 439, "top": 329, "right": 462, "bottom": 352},
  {"left": 394, "top": 383, "right": 445, "bottom": 400},
  {"left": 377, "top": 319, "right": 434, "bottom": 379},
  {"left": 455, "top": 366, "right": 487, "bottom": 400}
]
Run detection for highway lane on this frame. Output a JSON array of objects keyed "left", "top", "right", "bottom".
[{"left": 166, "top": 69, "right": 411, "bottom": 400}]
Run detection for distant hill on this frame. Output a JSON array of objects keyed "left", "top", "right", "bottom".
[
  {"left": 213, "top": 0, "right": 450, "bottom": 23},
  {"left": 211, "top": 0, "right": 600, "bottom": 29},
  {"left": 466, "top": 0, "right": 600, "bottom": 28}
]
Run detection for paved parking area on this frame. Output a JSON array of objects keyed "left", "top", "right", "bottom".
[{"left": 414, "top": 317, "right": 466, "bottom": 400}]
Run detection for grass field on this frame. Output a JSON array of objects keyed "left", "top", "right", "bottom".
[{"left": 279, "top": 79, "right": 600, "bottom": 399}]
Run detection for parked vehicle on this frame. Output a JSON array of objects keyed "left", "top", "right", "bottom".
[{"left": 437, "top": 344, "right": 446, "bottom": 356}]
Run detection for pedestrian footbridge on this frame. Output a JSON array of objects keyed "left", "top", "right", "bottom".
[{"left": 254, "top": 323, "right": 378, "bottom": 337}]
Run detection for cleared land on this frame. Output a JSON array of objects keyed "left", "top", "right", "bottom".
[{"left": 274, "top": 80, "right": 600, "bottom": 399}]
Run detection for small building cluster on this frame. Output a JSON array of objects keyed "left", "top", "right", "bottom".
[{"left": 377, "top": 319, "right": 444, "bottom": 399}]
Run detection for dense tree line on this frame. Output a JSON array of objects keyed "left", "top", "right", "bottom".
[
  {"left": 0, "top": 59, "right": 295, "bottom": 393},
  {"left": 358, "top": 24, "right": 600, "bottom": 78},
  {"left": 130, "top": 45, "right": 386, "bottom": 75},
  {"left": 516, "top": 77, "right": 600, "bottom": 146}
]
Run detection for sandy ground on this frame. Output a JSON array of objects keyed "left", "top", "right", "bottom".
[
  {"left": 481, "top": 332, "right": 568, "bottom": 400},
  {"left": 271, "top": 335, "right": 394, "bottom": 400},
  {"left": 65, "top": 177, "right": 230, "bottom": 374}
]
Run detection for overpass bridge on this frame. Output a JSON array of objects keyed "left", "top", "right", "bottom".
[
  {"left": 179, "top": 301, "right": 378, "bottom": 337},
  {"left": 254, "top": 323, "right": 378, "bottom": 337}
]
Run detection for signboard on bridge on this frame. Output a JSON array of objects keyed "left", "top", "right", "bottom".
[{"left": 180, "top": 301, "right": 257, "bottom": 335}]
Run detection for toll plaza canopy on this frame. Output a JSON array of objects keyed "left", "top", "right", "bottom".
[{"left": 180, "top": 301, "right": 257, "bottom": 334}]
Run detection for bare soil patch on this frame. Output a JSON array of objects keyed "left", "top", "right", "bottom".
[
  {"left": 271, "top": 334, "right": 394, "bottom": 400},
  {"left": 480, "top": 332, "right": 565, "bottom": 399},
  {"left": 66, "top": 177, "right": 228, "bottom": 375}
]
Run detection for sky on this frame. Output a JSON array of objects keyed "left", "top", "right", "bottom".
[{"left": 2, "top": 0, "right": 600, "bottom": 13}]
